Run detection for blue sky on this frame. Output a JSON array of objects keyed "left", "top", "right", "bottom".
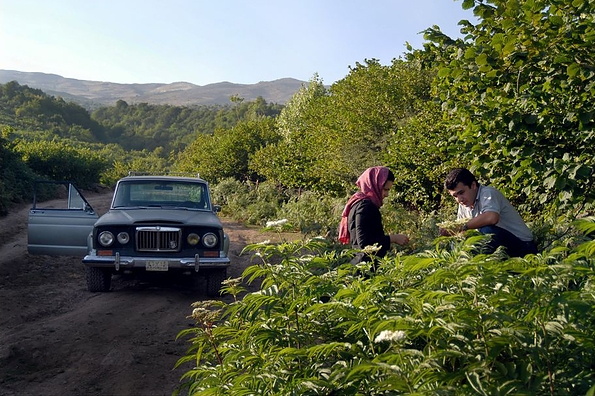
[{"left": 0, "top": 0, "right": 475, "bottom": 86}]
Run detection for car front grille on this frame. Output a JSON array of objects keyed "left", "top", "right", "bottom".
[{"left": 136, "top": 226, "right": 182, "bottom": 252}]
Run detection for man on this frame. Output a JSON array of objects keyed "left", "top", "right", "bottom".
[{"left": 442, "top": 168, "right": 538, "bottom": 257}]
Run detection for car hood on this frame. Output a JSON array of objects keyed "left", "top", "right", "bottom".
[{"left": 95, "top": 209, "right": 224, "bottom": 229}]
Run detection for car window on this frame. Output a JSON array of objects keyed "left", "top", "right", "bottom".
[
  {"left": 68, "top": 184, "right": 87, "bottom": 209},
  {"left": 32, "top": 181, "right": 94, "bottom": 212},
  {"left": 113, "top": 181, "right": 209, "bottom": 209}
]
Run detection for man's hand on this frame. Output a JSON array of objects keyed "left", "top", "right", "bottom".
[
  {"left": 439, "top": 227, "right": 455, "bottom": 236},
  {"left": 438, "top": 218, "right": 471, "bottom": 236}
]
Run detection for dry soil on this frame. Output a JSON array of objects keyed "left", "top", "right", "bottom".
[{"left": 0, "top": 189, "right": 299, "bottom": 396}]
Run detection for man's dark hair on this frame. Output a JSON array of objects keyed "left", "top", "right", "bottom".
[{"left": 444, "top": 168, "right": 477, "bottom": 190}]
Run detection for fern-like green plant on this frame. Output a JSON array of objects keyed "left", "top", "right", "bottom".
[{"left": 175, "top": 218, "right": 595, "bottom": 395}]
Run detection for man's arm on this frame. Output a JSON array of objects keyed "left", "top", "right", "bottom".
[
  {"left": 464, "top": 211, "right": 499, "bottom": 230},
  {"left": 462, "top": 185, "right": 503, "bottom": 231}
]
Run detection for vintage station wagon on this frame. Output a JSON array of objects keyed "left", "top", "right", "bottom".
[{"left": 28, "top": 174, "right": 230, "bottom": 296}]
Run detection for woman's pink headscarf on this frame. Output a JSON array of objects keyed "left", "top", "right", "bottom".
[{"left": 338, "top": 166, "right": 389, "bottom": 244}]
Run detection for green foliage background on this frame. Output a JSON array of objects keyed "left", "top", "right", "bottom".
[{"left": 420, "top": 0, "right": 595, "bottom": 217}]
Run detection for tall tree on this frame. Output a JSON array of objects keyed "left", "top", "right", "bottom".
[
  {"left": 252, "top": 61, "right": 444, "bottom": 201},
  {"left": 174, "top": 118, "right": 280, "bottom": 183},
  {"left": 322, "top": 59, "right": 438, "bottom": 196},
  {"left": 421, "top": 0, "right": 595, "bottom": 216},
  {"left": 250, "top": 75, "right": 329, "bottom": 191}
]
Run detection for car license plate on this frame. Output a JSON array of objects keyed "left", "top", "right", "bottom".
[{"left": 146, "top": 260, "right": 168, "bottom": 271}]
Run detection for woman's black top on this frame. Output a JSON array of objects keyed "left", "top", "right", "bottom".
[{"left": 347, "top": 198, "right": 391, "bottom": 263}]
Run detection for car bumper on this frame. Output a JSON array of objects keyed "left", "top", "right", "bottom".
[{"left": 83, "top": 252, "right": 230, "bottom": 272}]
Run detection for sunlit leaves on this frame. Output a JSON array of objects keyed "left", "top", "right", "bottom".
[
  {"left": 251, "top": 60, "right": 444, "bottom": 204},
  {"left": 14, "top": 139, "right": 107, "bottom": 187},
  {"left": 175, "top": 219, "right": 595, "bottom": 394},
  {"left": 423, "top": 0, "right": 595, "bottom": 218},
  {"left": 175, "top": 118, "right": 280, "bottom": 184}
]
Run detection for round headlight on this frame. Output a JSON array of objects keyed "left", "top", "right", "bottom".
[
  {"left": 117, "top": 232, "right": 130, "bottom": 244},
  {"left": 187, "top": 233, "right": 200, "bottom": 246},
  {"left": 98, "top": 231, "right": 115, "bottom": 247},
  {"left": 202, "top": 232, "right": 218, "bottom": 248}
]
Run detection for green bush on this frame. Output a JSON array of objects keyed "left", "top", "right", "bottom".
[
  {"left": 175, "top": 218, "right": 595, "bottom": 395},
  {"left": 211, "top": 179, "right": 285, "bottom": 225},
  {"left": 0, "top": 127, "right": 42, "bottom": 215},
  {"left": 0, "top": 145, "right": 37, "bottom": 215},
  {"left": 14, "top": 139, "right": 107, "bottom": 188},
  {"left": 211, "top": 179, "right": 456, "bottom": 249},
  {"left": 209, "top": 177, "right": 249, "bottom": 206},
  {"left": 277, "top": 191, "right": 345, "bottom": 237}
]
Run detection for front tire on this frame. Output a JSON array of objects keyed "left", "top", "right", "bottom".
[
  {"left": 206, "top": 269, "right": 227, "bottom": 297},
  {"left": 86, "top": 267, "right": 112, "bottom": 292}
]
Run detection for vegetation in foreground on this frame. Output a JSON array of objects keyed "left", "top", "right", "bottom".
[{"left": 175, "top": 218, "right": 595, "bottom": 395}]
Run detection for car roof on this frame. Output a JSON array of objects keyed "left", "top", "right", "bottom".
[{"left": 118, "top": 175, "right": 207, "bottom": 183}]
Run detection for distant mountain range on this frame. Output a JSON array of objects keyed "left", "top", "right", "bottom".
[{"left": 0, "top": 69, "right": 306, "bottom": 108}]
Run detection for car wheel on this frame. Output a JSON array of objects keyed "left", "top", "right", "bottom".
[
  {"left": 206, "top": 269, "right": 227, "bottom": 297},
  {"left": 86, "top": 267, "right": 112, "bottom": 292}
]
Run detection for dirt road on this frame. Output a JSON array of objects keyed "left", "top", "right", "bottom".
[{"left": 0, "top": 190, "right": 299, "bottom": 396}]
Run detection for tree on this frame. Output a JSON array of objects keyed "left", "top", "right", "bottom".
[
  {"left": 14, "top": 139, "right": 107, "bottom": 188},
  {"left": 0, "top": 126, "right": 39, "bottom": 215},
  {"left": 319, "top": 58, "right": 438, "bottom": 196},
  {"left": 276, "top": 74, "right": 328, "bottom": 139},
  {"left": 382, "top": 99, "right": 455, "bottom": 211},
  {"left": 252, "top": 62, "right": 448, "bottom": 202},
  {"left": 421, "top": 0, "right": 595, "bottom": 216},
  {"left": 174, "top": 118, "right": 280, "bottom": 183},
  {"left": 250, "top": 75, "right": 328, "bottom": 191}
]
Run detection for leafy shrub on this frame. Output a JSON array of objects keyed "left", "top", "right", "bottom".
[
  {"left": 209, "top": 177, "right": 248, "bottom": 206},
  {"left": 14, "top": 139, "right": 107, "bottom": 188},
  {"left": 423, "top": 0, "right": 595, "bottom": 218},
  {"left": 176, "top": 219, "right": 595, "bottom": 395},
  {"left": 211, "top": 179, "right": 285, "bottom": 225},
  {"left": 277, "top": 191, "right": 345, "bottom": 237},
  {"left": 0, "top": 130, "right": 38, "bottom": 215},
  {"left": 0, "top": 127, "right": 64, "bottom": 215},
  {"left": 212, "top": 180, "right": 459, "bottom": 250},
  {"left": 529, "top": 214, "right": 592, "bottom": 254},
  {"left": 241, "top": 182, "right": 286, "bottom": 225}
]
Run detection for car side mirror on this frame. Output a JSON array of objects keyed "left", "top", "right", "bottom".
[{"left": 212, "top": 205, "right": 222, "bottom": 213}]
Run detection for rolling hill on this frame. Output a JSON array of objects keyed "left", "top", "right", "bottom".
[{"left": 0, "top": 70, "right": 306, "bottom": 108}]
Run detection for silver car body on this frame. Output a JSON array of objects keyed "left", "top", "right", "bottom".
[{"left": 28, "top": 182, "right": 98, "bottom": 256}]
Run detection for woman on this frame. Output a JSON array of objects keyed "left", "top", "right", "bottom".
[{"left": 338, "top": 166, "right": 409, "bottom": 265}]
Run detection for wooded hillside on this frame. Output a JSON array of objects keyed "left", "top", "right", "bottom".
[{"left": 1, "top": 0, "right": 594, "bottom": 222}]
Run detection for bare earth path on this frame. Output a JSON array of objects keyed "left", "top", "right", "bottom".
[{"left": 0, "top": 190, "right": 299, "bottom": 396}]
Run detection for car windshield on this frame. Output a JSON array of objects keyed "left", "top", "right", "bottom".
[{"left": 112, "top": 180, "right": 209, "bottom": 210}]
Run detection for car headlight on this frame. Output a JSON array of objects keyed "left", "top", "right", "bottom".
[
  {"left": 117, "top": 232, "right": 130, "bottom": 244},
  {"left": 98, "top": 231, "right": 115, "bottom": 247},
  {"left": 202, "top": 232, "right": 218, "bottom": 248},
  {"left": 187, "top": 233, "right": 200, "bottom": 246}
]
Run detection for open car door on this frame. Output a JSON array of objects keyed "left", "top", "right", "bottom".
[{"left": 28, "top": 181, "right": 99, "bottom": 256}]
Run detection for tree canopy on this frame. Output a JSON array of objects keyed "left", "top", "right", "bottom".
[{"left": 419, "top": 0, "right": 595, "bottom": 216}]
